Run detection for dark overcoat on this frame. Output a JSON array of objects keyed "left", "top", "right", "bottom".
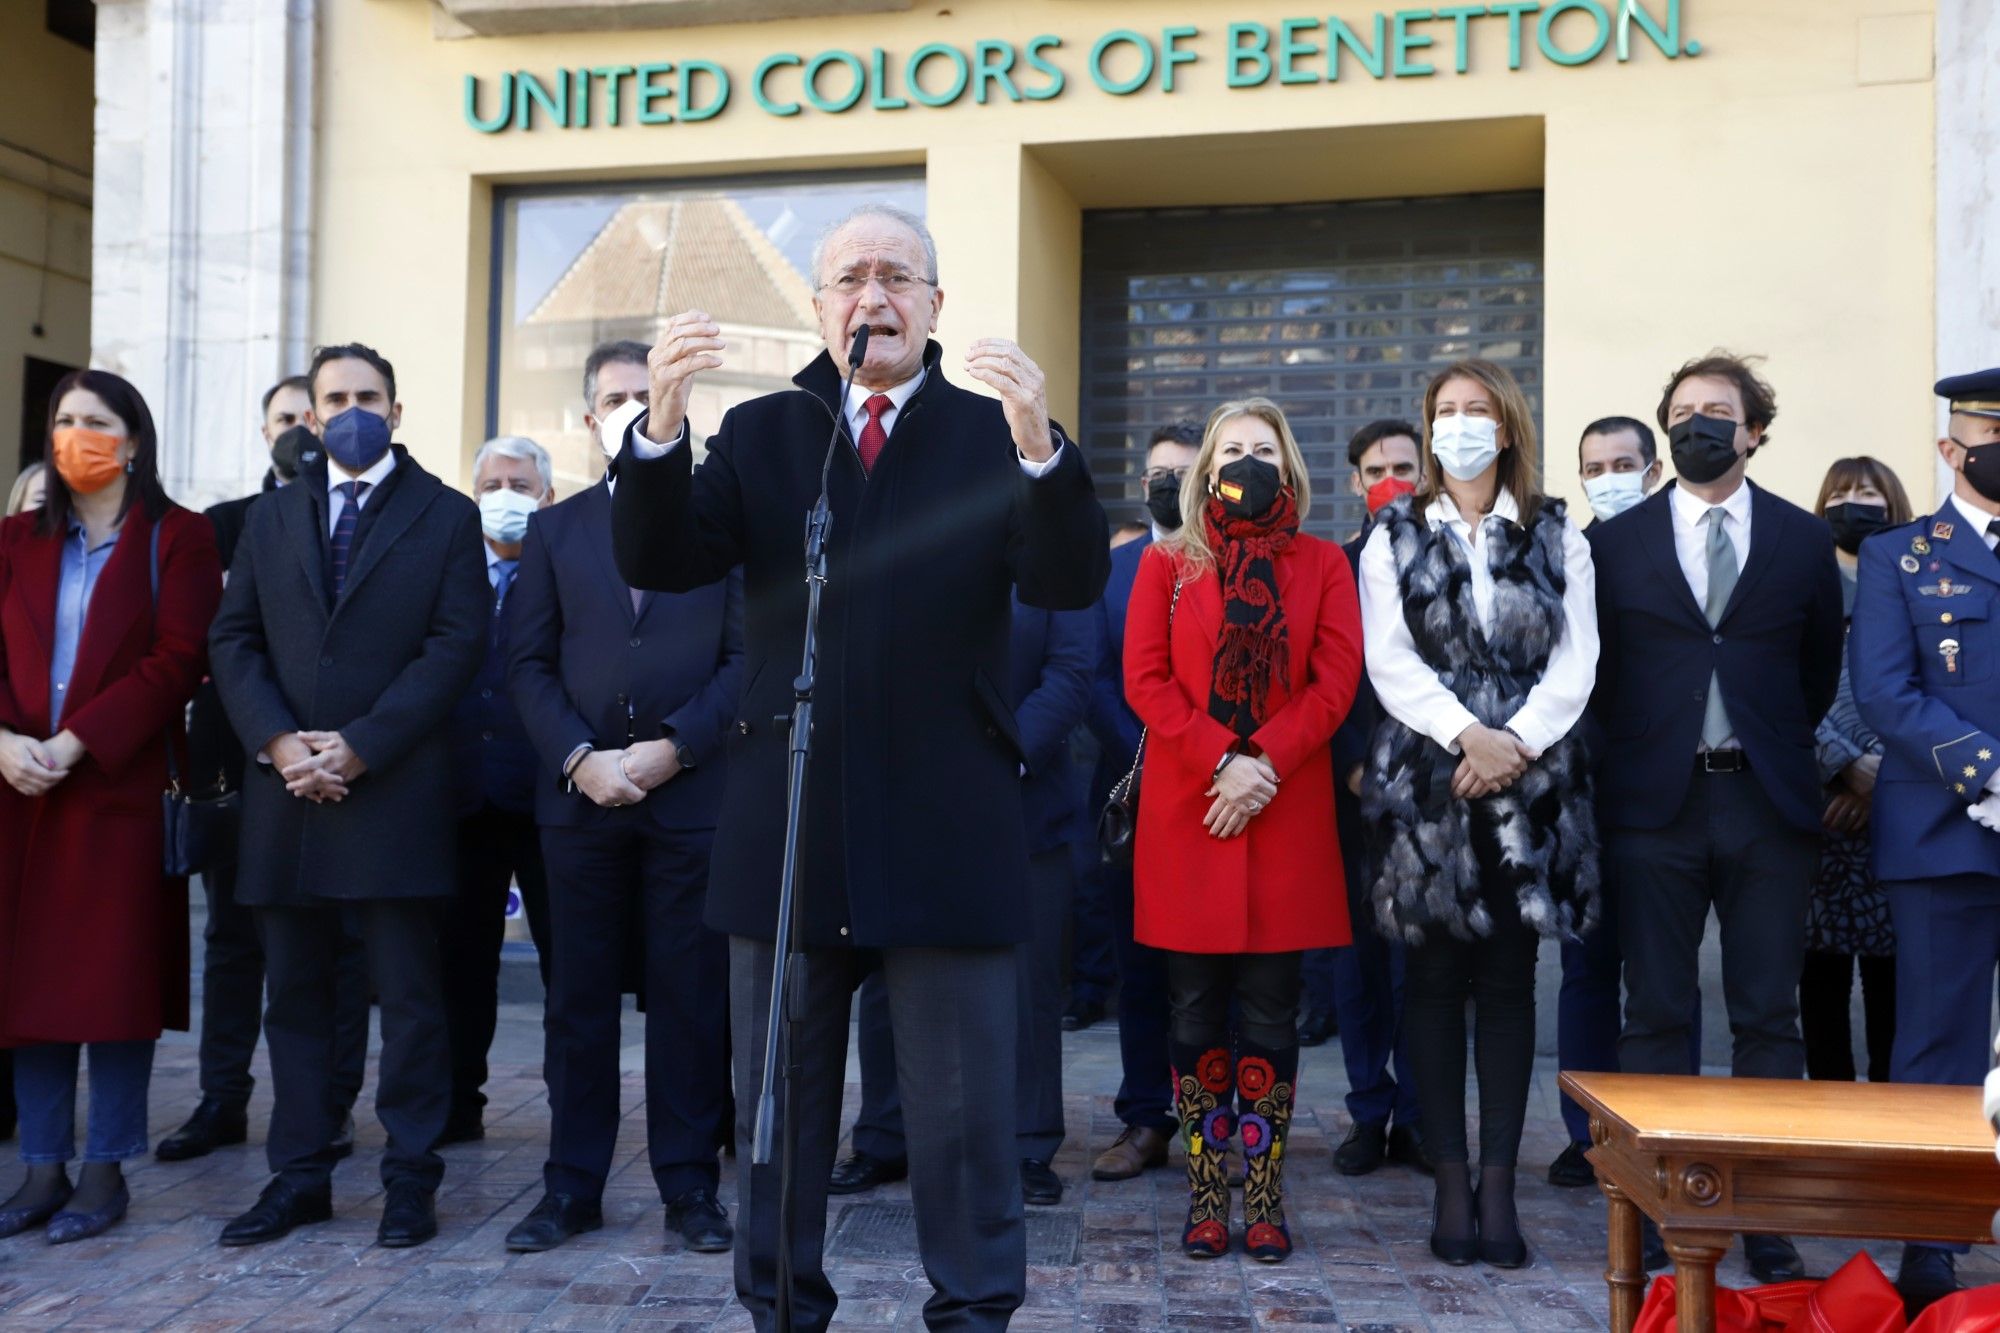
[
  {"left": 0, "top": 505, "right": 221, "bottom": 1042},
  {"left": 207, "top": 446, "right": 488, "bottom": 906},
  {"left": 610, "top": 341, "right": 1110, "bottom": 949}
]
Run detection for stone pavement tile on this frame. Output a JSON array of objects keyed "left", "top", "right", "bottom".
[{"left": 431, "top": 1315, "right": 538, "bottom": 1331}]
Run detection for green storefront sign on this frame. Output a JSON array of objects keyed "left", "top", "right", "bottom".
[{"left": 464, "top": 0, "right": 1697, "bottom": 134}]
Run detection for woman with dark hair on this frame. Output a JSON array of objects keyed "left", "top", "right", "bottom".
[
  {"left": 1126, "top": 397, "right": 1363, "bottom": 1263},
  {"left": 0, "top": 369, "right": 220, "bottom": 1241},
  {"left": 1801, "top": 456, "right": 1914, "bottom": 1083},
  {"left": 1358, "top": 358, "right": 1600, "bottom": 1268}
]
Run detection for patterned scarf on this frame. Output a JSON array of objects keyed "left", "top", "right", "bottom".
[{"left": 1204, "top": 489, "right": 1298, "bottom": 739}]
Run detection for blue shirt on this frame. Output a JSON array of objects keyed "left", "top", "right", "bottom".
[{"left": 50, "top": 521, "right": 119, "bottom": 728}]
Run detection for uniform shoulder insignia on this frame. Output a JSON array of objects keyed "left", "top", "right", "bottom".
[{"left": 1934, "top": 520, "right": 1956, "bottom": 541}]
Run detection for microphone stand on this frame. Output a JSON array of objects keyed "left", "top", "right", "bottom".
[{"left": 755, "top": 325, "right": 868, "bottom": 1333}]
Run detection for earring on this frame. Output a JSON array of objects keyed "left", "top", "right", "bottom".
[{"left": 125, "top": 459, "right": 135, "bottom": 473}]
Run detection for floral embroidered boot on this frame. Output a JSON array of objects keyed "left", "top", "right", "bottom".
[
  {"left": 1170, "top": 1041, "right": 1234, "bottom": 1258},
  {"left": 1237, "top": 1040, "right": 1299, "bottom": 1263}
]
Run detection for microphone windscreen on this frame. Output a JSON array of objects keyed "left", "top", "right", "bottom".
[{"left": 848, "top": 324, "right": 870, "bottom": 370}]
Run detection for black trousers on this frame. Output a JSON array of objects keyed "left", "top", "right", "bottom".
[
  {"left": 1800, "top": 950, "right": 1895, "bottom": 1083},
  {"left": 1164, "top": 951, "right": 1302, "bottom": 1050},
  {"left": 1612, "top": 767, "right": 1818, "bottom": 1080},
  {"left": 199, "top": 858, "right": 368, "bottom": 1115},
  {"left": 257, "top": 899, "right": 449, "bottom": 1192},
  {"left": 731, "top": 936, "right": 1022, "bottom": 1333},
  {"left": 1403, "top": 911, "right": 1539, "bottom": 1168},
  {"left": 441, "top": 803, "right": 550, "bottom": 1122},
  {"left": 541, "top": 821, "right": 727, "bottom": 1203}
]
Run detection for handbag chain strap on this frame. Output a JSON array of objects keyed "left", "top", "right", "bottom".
[{"left": 1113, "top": 571, "right": 1183, "bottom": 795}]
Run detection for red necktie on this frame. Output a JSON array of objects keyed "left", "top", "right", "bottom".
[{"left": 857, "top": 394, "right": 893, "bottom": 474}]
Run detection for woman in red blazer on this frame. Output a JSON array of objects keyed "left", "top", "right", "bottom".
[
  {"left": 0, "top": 370, "right": 221, "bottom": 1243},
  {"left": 1125, "top": 397, "right": 1362, "bottom": 1264}
]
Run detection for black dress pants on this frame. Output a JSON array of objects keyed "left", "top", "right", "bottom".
[
  {"left": 200, "top": 858, "right": 368, "bottom": 1116},
  {"left": 541, "top": 820, "right": 726, "bottom": 1203},
  {"left": 1403, "top": 911, "right": 1539, "bottom": 1167},
  {"left": 257, "top": 899, "right": 449, "bottom": 1192},
  {"left": 441, "top": 803, "right": 551, "bottom": 1123},
  {"left": 1612, "top": 767, "right": 1818, "bottom": 1080},
  {"left": 1800, "top": 950, "right": 1896, "bottom": 1083}
]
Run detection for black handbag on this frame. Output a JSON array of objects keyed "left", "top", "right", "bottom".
[
  {"left": 1096, "top": 574, "right": 1181, "bottom": 866},
  {"left": 150, "top": 522, "right": 239, "bottom": 877}
]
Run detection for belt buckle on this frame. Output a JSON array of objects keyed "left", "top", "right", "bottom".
[{"left": 1700, "top": 750, "right": 1743, "bottom": 774}]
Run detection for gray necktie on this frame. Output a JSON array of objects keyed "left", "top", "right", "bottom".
[{"left": 1702, "top": 507, "right": 1738, "bottom": 748}]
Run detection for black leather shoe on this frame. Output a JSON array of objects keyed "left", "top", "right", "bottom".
[
  {"left": 436, "top": 1113, "right": 485, "bottom": 1148},
  {"left": 1546, "top": 1142, "right": 1596, "bottom": 1189},
  {"left": 47, "top": 1181, "right": 130, "bottom": 1245},
  {"left": 1020, "top": 1159, "right": 1062, "bottom": 1206},
  {"left": 1895, "top": 1245, "right": 1960, "bottom": 1316},
  {"left": 1333, "top": 1121, "right": 1387, "bottom": 1176},
  {"left": 1743, "top": 1233, "right": 1805, "bottom": 1283},
  {"left": 0, "top": 1175, "right": 72, "bottom": 1239},
  {"left": 157, "top": 1099, "right": 249, "bottom": 1162},
  {"left": 505, "top": 1191, "right": 603, "bottom": 1252},
  {"left": 328, "top": 1114, "right": 356, "bottom": 1162},
  {"left": 377, "top": 1182, "right": 437, "bottom": 1248},
  {"left": 1060, "top": 996, "right": 1106, "bottom": 1032},
  {"left": 1641, "top": 1218, "right": 1669, "bottom": 1272},
  {"left": 1473, "top": 1186, "right": 1527, "bottom": 1269},
  {"left": 665, "top": 1188, "right": 732, "bottom": 1253},
  {"left": 828, "top": 1151, "right": 907, "bottom": 1195},
  {"left": 1296, "top": 1007, "right": 1338, "bottom": 1047},
  {"left": 1428, "top": 1193, "right": 1477, "bottom": 1267},
  {"left": 1387, "top": 1122, "right": 1435, "bottom": 1175},
  {"left": 220, "top": 1178, "right": 332, "bottom": 1247}
]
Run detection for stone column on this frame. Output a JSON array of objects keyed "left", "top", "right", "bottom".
[
  {"left": 92, "top": 0, "right": 317, "bottom": 509},
  {"left": 1937, "top": 0, "right": 1998, "bottom": 500}
]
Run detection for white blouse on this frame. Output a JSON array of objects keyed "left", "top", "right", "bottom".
[{"left": 1357, "top": 490, "right": 1599, "bottom": 757}]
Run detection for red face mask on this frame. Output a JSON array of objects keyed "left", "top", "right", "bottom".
[{"left": 1365, "top": 476, "right": 1416, "bottom": 514}]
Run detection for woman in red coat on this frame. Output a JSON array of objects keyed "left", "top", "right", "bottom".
[
  {"left": 1125, "top": 396, "right": 1362, "bottom": 1263},
  {"left": 0, "top": 370, "right": 221, "bottom": 1242}
]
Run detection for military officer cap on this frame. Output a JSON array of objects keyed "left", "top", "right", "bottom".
[{"left": 1936, "top": 367, "right": 2000, "bottom": 420}]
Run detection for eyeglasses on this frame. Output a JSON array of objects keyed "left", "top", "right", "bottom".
[
  {"left": 820, "top": 270, "right": 935, "bottom": 297},
  {"left": 1142, "top": 467, "right": 1192, "bottom": 486}
]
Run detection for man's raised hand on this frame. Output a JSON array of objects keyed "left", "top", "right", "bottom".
[{"left": 643, "top": 311, "right": 726, "bottom": 447}]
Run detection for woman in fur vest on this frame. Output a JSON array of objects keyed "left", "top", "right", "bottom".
[
  {"left": 1126, "top": 398, "right": 1363, "bottom": 1263},
  {"left": 1357, "top": 359, "right": 1600, "bottom": 1268}
]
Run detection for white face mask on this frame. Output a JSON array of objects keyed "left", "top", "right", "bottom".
[
  {"left": 598, "top": 397, "right": 648, "bottom": 460},
  {"left": 1582, "top": 471, "right": 1649, "bottom": 522},
  {"left": 1430, "top": 414, "right": 1500, "bottom": 482},
  {"left": 479, "top": 487, "right": 539, "bottom": 545}
]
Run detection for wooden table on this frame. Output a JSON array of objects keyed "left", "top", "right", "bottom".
[{"left": 1560, "top": 1073, "right": 2000, "bottom": 1333}]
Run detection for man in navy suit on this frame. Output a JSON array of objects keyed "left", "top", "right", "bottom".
[
  {"left": 1588, "top": 353, "right": 1844, "bottom": 1283},
  {"left": 439, "top": 436, "right": 555, "bottom": 1145},
  {"left": 1076, "top": 422, "right": 1201, "bottom": 1184},
  {"left": 502, "top": 340, "right": 745, "bottom": 1255},
  {"left": 1849, "top": 367, "right": 2000, "bottom": 1312},
  {"left": 838, "top": 592, "right": 1096, "bottom": 1205}
]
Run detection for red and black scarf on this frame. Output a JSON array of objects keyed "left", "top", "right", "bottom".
[{"left": 1204, "top": 489, "right": 1298, "bottom": 740}]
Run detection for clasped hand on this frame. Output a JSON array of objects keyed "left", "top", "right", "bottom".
[
  {"left": 1204, "top": 753, "right": 1279, "bottom": 840},
  {"left": 0, "top": 729, "right": 82, "bottom": 798},
  {"left": 275, "top": 730, "right": 366, "bottom": 803},
  {"left": 1451, "top": 723, "right": 1532, "bottom": 799}
]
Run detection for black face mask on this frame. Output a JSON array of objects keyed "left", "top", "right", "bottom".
[
  {"left": 1213, "top": 456, "right": 1283, "bottom": 520},
  {"left": 1823, "top": 501, "right": 1890, "bottom": 555},
  {"left": 268, "top": 424, "right": 321, "bottom": 482},
  {"left": 1145, "top": 472, "right": 1184, "bottom": 532},
  {"left": 1668, "top": 413, "right": 1743, "bottom": 485},
  {"left": 1957, "top": 439, "right": 2000, "bottom": 506}
]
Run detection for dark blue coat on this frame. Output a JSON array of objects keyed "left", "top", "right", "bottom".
[
  {"left": 1587, "top": 482, "right": 1844, "bottom": 834},
  {"left": 1084, "top": 531, "right": 1150, "bottom": 804},
  {"left": 1009, "top": 593, "right": 1098, "bottom": 854},
  {"left": 1849, "top": 505, "right": 2000, "bottom": 882},
  {"left": 506, "top": 479, "right": 743, "bottom": 832},
  {"left": 450, "top": 554, "right": 540, "bottom": 817}
]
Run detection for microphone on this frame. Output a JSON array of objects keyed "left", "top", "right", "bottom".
[
  {"left": 847, "top": 323, "right": 871, "bottom": 373},
  {"left": 804, "top": 324, "right": 870, "bottom": 572}
]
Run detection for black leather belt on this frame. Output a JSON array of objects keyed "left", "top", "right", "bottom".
[{"left": 1696, "top": 750, "right": 1748, "bottom": 774}]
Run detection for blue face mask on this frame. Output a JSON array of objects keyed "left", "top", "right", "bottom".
[{"left": 322, "top": 406, "right": 392, "bottom": 473}]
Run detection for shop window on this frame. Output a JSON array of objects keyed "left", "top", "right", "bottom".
[{"left": 490, "top": 174, "right": 923, "bottom": 497}]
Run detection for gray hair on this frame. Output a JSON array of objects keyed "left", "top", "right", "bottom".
[
  {"left": 808, "top": 203, "right": 938, "bottom": 289},
  {"left": 473, "top": 435, "right": 553, "bottom": 497}
]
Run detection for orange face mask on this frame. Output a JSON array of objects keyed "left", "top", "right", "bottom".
[{"left": 51, "top": 427, "right": 127, "bottom": 495}]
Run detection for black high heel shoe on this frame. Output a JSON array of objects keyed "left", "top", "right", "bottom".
[
  {"left": 1474, "top": 1185, "right": 1528, "bottom": 1269},
  {"left": 1429, "top": 1191, "right": 1478, "bottom": 1266}
]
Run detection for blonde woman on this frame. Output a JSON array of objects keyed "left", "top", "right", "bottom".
[{"left": 1125, "top": 397, "right": 1363, "bottom": 1262}]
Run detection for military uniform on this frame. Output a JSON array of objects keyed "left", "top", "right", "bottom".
[{"left": 1847, "top": 367, "right": 2000, "bottom": 1303}]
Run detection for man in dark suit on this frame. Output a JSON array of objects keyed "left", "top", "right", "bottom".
[
  {"left": 1078, "top": 422, "right": 1200, "bottom": 1184},
  {"left": 1849, "top": 367, "right": 2000, "bottom": 1312},
  {"left": 208, "top": 342, "right": 488, "bottom": 1249},
  {"left": 839, "top": 592, "right": 1097, "bottom": 1207},
  {"left": 1589, "top": 352, "right": 1844, "bottom": 1283},
  {"left": 502, "top": 338, "right": 744, "bottom": 1254},
  {"left": 611, "top": 205, "right": 1107, "bottom": 1332},
  {"left": 158, "top": 387, "right": 371, "bottom": 1164},
  {"left": 438, "top": 435, "right": 557, "bottom": 1146}
]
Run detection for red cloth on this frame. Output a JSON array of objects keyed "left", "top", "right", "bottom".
[
  {"left": 1634, "top": 1252, "right": 1905, "bottom": 1333},
  {"left": 0, "top": 506, "right": 221, "bottom": 1043},
  {"left": 1123, "top": 536, "right": 1362, "bottom": 953},
  {"left": 856, "top": 393, "right": 891, "bottom": 474},
  {"left": 1909, "top": 1287, "right": 2000, "bottom": 1333}
]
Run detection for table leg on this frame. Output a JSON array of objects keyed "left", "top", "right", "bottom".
[
  {"left": 1662, "top": 1229, "right": 1732, "bottom": 1333},
  {"left": 1599, "top": 1178, "right": 1646, "bottom": 1333}
]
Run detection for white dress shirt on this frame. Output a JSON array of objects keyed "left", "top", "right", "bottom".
[
  {"left": 1358, "top": 489, "right": 1598, "bottom": 756},
  {"left": 326, "top": 449, "right": 397, "bottom": 537},
  {"left": 1669, "top": 478, "right": 1753, "bottom": 609},
  {"left": 1949, "top": 491, "right": 2000, "bottom": 550}
]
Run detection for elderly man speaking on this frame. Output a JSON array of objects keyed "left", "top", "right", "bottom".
[{"left": 611, "top": 204, "right": 1108, "bottom": 1331}]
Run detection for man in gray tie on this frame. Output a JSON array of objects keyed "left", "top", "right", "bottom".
[{"left": 1584, "top": 352, "right": 1845, "bottom": 1283}]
